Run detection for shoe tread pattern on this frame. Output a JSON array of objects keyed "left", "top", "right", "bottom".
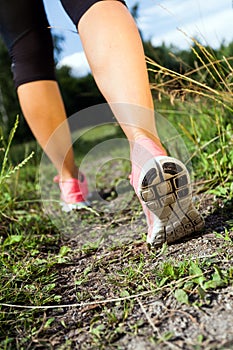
[{"left": 140, "top": 159, "right": 205, "bottom": 246}]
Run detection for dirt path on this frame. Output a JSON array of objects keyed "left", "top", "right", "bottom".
[{"left": 36, "top": 193, "right": 233, "bottom": 350}]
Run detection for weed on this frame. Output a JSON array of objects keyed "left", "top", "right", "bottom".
[
  {"left": 0, "top": 116, "right": 34, "bottom": 189},
  {"left": 149, "top": 41, "right": 233, "bottom": 200}
]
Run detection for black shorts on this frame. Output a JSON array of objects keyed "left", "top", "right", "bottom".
[{"left": 0, "top": 0, "right": 127, "bottom": 88}]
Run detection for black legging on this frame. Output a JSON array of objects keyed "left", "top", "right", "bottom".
[{"left": 0, "top": 0, "right": 126, "bottom": 88}]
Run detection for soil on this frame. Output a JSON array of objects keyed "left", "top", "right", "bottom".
[{"left": 37, "top": 192, "right": 233, "bottom": 350}]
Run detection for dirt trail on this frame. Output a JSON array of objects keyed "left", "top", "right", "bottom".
[{"left": 37, "top": 193, "right": 233, "bottom": 350}]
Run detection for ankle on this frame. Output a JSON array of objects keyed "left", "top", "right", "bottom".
[
  {"left": 130, "top": 136, "right": 167, "bottom": 159},
  {"left": 59, "top": 165, "right": 79, "bottom": 181}
]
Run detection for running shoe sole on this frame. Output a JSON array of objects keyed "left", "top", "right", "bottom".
[
  {"left": 138, "top": 156, "right": 205, "bottom": 246},
  {"left": 60, "top": 200, "right": 91, "bottom": 213}
]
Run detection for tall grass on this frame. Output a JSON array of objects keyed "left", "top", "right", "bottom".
[
  {"left": 0, "top": 118, "right": 63, "bottom": 349},
  {"left": 0, "top": 116, "right": 34, "bottom": 183},
  {"left": 0, "top": 116, "right": 35, "bottom": 213},
  {"left": 148, "top": 39, "right": 233, "bottom": 199}
]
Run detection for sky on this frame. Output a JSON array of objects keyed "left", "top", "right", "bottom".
[{"left": 43, "top": 0, "right": 233, "bottom": 77}]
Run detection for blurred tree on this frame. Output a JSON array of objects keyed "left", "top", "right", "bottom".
[
  {"left": 56, "top": 66, "right": 105, "bottom": 117},
  {"left": 0, "top": 37, "right": 22, "bottom": 135},
  {"left": 52, "top": 32, "right": 65, "bottom": 64},
  {"left": 130, "top": 2, "right": 139, "bottom": 21}
]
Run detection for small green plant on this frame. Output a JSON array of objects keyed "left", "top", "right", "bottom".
[{"left": 0, "top": 116, "right": 34, "bottom": 188}]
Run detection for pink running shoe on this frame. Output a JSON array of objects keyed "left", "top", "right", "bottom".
[
  {"left": 54, "top": 172, "right": 89, "bottom": 212},
  {"left": 130, "top": 138, "right": 205, "bottom": 247}
]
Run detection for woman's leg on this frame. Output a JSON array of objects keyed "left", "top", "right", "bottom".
[
  {"left": 17, "top": 80, "right": 78, "bottom": 180},
  {"left": 17, "top": 80, "right": 90, "bottom": 206},
  {"left": 0, "top": 0, "right": 78, "bottom": 181},
  {"left": 78, "top": 1, "right": 165, "bottom": 151},
  {"left": 77, "top": 1, "right": 204, "bottom": 244}
]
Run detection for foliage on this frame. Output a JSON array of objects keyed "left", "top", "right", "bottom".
[
  {"left": 56, "top": 66, "right": 105, "bottom": 117},
  {"left": 0, "top": 38, "right": 22, "bottom": 135},
  {"left": 148, "top": 39, "right": 233, "bottom": 199}
]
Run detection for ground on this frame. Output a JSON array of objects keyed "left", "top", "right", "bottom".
[
  {"left": 0, "top": 132, "right": 232, "bottom": 349},
  {"left": 12, "top": 191, "right": 232, "bottom": 350}
]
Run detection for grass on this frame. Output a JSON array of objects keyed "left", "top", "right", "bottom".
[
  {"left": 148, "top": 39, "right": 233, "bottom": 198},
  {"left": 0, "top": 42, "right": 232, "bottom": 349}
]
